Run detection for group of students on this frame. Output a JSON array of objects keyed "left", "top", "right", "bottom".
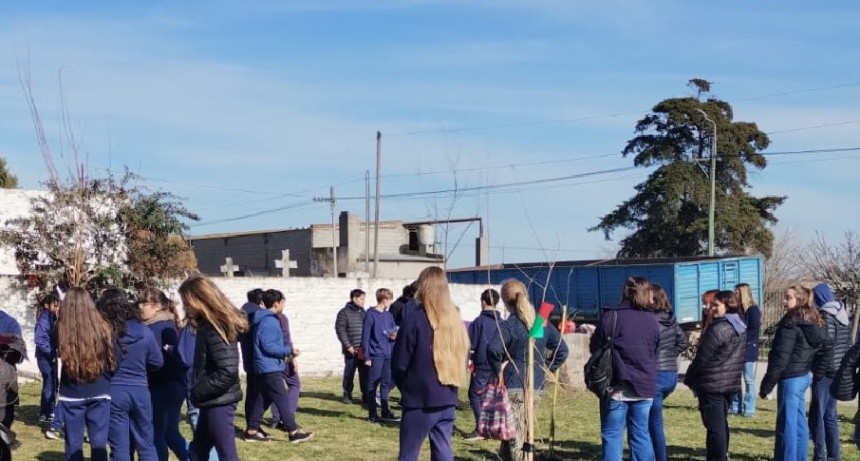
[
  {"left": 590, "top": 277, "right": 856, "bottom": 461},
  {"left": 31, "top": 276, "right": 292, "bottom": 461}
]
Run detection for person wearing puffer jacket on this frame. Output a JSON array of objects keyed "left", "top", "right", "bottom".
[
  {"left": 684, "top": 291, "right": 746, "bottom": 461},
  {"left": 649, "top": 284, "right": 688, "bottom": 461},
  {"left": 810, "top": 283, "right": 851, "bottom": 461},
  {"left": 759, "top": 285, "right": 831, "bottom": 461},
  {"left": 832, "top": 338, "right": 860, "bottom": 451}
]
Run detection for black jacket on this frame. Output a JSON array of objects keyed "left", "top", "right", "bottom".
[
  {"left": 389, "top": 297, "right": 408, "bottom": 326},
  {"left": 191, "top": 321, "right": 243, "bottom": 408},
  {"left": 832, "top": 340, "right": 860, "bottom": 401},
  {"left": 760, "top": 315, "right": 829, "bottom": 397},
  {"left": 821, "top": 311, "right": 852, "bottom": 378},
  {"left": 684, "top": 317, "right": 746, "bottom": 394},
  {"left": 335, "top": 302, "right": 366, "bottom": 353},
  {"left": 656, "top": 312, "right": 688, "bottom": 372}
]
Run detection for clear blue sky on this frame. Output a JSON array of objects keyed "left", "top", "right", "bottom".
[{"left": 2, "top": 1, "right": 859, "bottom": 268}]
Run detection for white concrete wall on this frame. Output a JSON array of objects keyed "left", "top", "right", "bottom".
[
  {"left": 2, "top": 275, "right": 499, "bottom": 378},
  {"left": 0, "top": 189, "right": 44, "bottom": 276}
]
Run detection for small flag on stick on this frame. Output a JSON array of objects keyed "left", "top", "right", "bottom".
[{"left": 529, "top": 301, "right": 555, "bottom": 339}]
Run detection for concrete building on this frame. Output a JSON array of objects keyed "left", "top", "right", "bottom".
[{"left": 190, "top": 211, "right": 477, "bottom": 279}]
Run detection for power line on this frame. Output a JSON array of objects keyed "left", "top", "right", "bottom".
[{"left": 191, "top": 200, "right": 315, "bottom": 228}]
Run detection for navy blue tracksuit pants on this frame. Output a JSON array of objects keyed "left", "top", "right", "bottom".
[
  {"left": 366, "top": 358, "right": 392, "bottom": 418},
  {"left": 190, "top": 403, "right": 239, "bottom": 461},
  {"left": 37, "top": 355, "right": 59, "bottom": 419},
  {"left": 468, "top": 368, "right": 493, "bottom": 431},
  {"left": 109, "top": 386, "right": 156, "bottom": 461},
  {"left": 398, "top": 406, "right": 456, "bottom": 461},
  {"left": 343, "top": 355, "right": 369, "bottom": 402},
  {"left": 250, "top": 372, "right": 299, "bottom": 432},
  {"left": 271, "top": 363, "right": 301, "bottom": 428},
  {"left": 59, "top": 397, "right": 110, "bottom": 461}
]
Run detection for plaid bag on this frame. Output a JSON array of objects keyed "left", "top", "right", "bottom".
[{"left": 477, "top": 365, "right": 515, "bottom": 441}]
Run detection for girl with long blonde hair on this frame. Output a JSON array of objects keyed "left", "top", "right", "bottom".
[
  {"left": 732, "top": 283, "right": 761, "bottom": 417},
  {"left": 179, "top": 276, "right": 247, "bottom": 461},
  {"left": 56, "top": 287, "right": 116, "bottom": 461},
  {"left": 760, "top": 284, "right": 829, "bottom": 461},
  {"left": 487, "top": 280, "right": 569, "bottom": 461},
  {"left": 392, "top": 266, "right": 469, "bottom": 461}
]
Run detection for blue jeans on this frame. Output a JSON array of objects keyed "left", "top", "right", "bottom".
[
  {"left": 775, "top": 374, "right": 812, "bottom": 461},
  {"left": 600, "top": 398, "right": 653, "bottom": 461},
  {"left": 37, "top": 355, "right": 59, "bottom": 419},
  {"left": 731, "top": 362, "right": 757, "bottom": 416},
  {"left": 809, "top": 376, "right": 839, "bottom": 461},
  {"left": 151, "top": 382, "right": 188, "bottom": 461},
  {"left": 649, "top": 371, "right": 677, "bottom": 461},
  {"left": 187, "top": 399, "right": 218, "bottom": 461}
]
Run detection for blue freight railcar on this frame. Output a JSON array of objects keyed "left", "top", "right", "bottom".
[{"left": 447, "top": 255, "right": 764, "bottom": 328}]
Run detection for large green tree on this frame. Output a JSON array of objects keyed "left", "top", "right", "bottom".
[
  {"left": 0, "top": 155, "right": 17, "bottom": 188},
  {"left": 590, "top": 79, "right": 785, "bottom": 258}
]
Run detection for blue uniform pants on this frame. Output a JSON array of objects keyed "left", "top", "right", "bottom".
[
  {"left": 190, "top": 403, "right": 239, "bottom": 461},
  {"left": 59, "top": 397, "right": 110, "bottom": 461},
  {"left": 37, "top": 356, "right": 59, "bottom": 419},
  {"left": 109, "top": 386, "right": 157, "bottom": 461},
  {"left": 151, "top": 381, "right": 188, "bottom": 461},
  {"left": 398, "top": 406, "right": 455, "bottom": 461},
  {"left": 366, "top": 358, "right": 392, "bottom": 418}
]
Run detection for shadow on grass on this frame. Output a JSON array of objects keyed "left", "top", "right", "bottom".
[
  {"left": 550, "top": 440, "right": 602, "bottom": 460},
  {"left": 731, "top": 427, "right": 775, "bottom": 438},
  {"left": 11, "top": 404, "right": 49, "bottom": 430},
  {"left": 668, "top": 444, "right": 770, "bottom": 461},
  {"left": 297, "top": 407, "right": 348, "bottom": 418},
  {"left": 300, "top": 391, "right": 349, "bottom": 405},
  {"left": 34, "top": 450, "right": 64, "bottom": 461}
]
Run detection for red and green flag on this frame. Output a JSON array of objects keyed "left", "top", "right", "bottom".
[{"left": 529, "top": 301, "right": 555, "bottom": 339}]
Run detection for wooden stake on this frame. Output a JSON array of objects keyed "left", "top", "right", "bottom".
[
  {"left": 549, "top": 304, "right": 567, "bottom": 458},
  {"left": 525, "top": 336, "right": 535, "bottom": 461}
]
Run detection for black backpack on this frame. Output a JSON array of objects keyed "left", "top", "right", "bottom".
[{"left": 584, "top": 311, "right": 617, "bottom": 398}]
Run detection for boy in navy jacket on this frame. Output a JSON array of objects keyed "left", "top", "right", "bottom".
[{"left": 361, "top": 288, "right": 399, "bottom": 423}]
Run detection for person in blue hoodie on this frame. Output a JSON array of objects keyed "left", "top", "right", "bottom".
[
  {"left": 238, "top": 288, "right": 266, "bottom": 435},
  {"left": 810, "top": 283, "right": 850, "bottom": 461},
  {"left": 96, "top": 289, "right": 163, "bottom": 461},
  {"left": 361, "top": 288, "right": 399, "bottom": 423},
  {"left": 35, "top": 294, "right": 60, "bottom": 424},
  {"left": 684, "top": 290, "right": 746, "bottom": 461},
  {"left": 464, "top": 288, "right": 501, "bottom": 441},
  {"left": 269, "top": 305, "right": 302, "bottom": 432},
  {"left": 56, "top": 287, "right": 117, "bottom": 461},
  {"left": 247, "top": 289, "right": 314, "bottom": 443},
  {"left": 138, "top": 288, "right": 187, "bottom": 461}
]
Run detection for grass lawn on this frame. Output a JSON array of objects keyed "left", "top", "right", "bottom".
[{"left": 9, "top": 377, "right": 860, "bottom": 460}]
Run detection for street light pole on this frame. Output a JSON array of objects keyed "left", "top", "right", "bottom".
[{"left": 695, "top": 109, "right": 717, "bottom": 256}]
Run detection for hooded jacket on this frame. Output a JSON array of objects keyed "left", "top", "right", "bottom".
[
  {"left": 684, "top": 316, "right": 746, "bottom": 394},
  {"left": 655, "top": 312, "right": 688, "bottom": 372},
  {"left": 742, "top": 305, "right": 762, "bottom": 363},
  {"left": 34, "top": 311, "right": 58, "bottom": 359},
  {"left": 814, "top": 283, "right": 852, "bottom": 378},
  {"left": 112, "top": 320, "right": 164, "bottom": 387},
  {"left": 335, "top": 301, "right": 366, "bottom": 353},
  {"left": 468, "top": 310, "right": 502, "bottom": 371},
  {"left": 239, "top": 302, "right": 263, "bottom": 374},
  {"left": 832, "top": 340, "right": 860, "bottom": 401},
  {"left": 760, "top": 314, "right": 830, "bottom": 397},
  {"left": 251, "top": 310, "right": 293, "bottom": 375}
]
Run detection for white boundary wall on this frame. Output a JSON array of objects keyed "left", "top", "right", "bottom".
[{"left": 1, "top": 275, "right": 498, "bottom": 378}]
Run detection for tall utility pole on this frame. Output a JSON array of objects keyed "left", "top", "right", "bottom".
[
  {"left": 373, "top": 131, "right": 381, "bottom": 278},
  {"left": 314, "top": 187, "right": 338, "bottom": 277},
  {"left": 364, "top": 170, "right": 370, "bottom": 273},
  {"left": 695, "top": 109, "right": 718, "bottom": 256}
]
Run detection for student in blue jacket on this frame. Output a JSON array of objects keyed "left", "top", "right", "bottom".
[
  {"left": 96, "top": 289, "right": 163, "bottom": 461},
  {"left": 465, "top": 288, "right": 501, "bottom": 441},
  {"left": 247, "top": 289, "right": 314, "bottom": 443},
  {"left": 361, "top": 288, "right": 399, "bottom": 423},
  {"left": 138, "top": 288, "right": 187, "bottom": 461},
  {"left": 35, "top": 294, "right": 60, "bottom": 423},
  {"left": 56, "top": 287, "right": 117, "bottom": 461}
]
